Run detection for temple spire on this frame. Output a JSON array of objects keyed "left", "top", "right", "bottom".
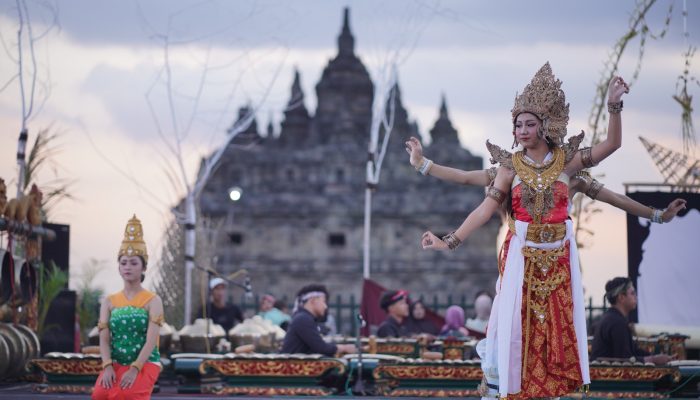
[
  {"left": 286, "top": 67, "right": 305, "bottom": 110},
  {"left": 337, "top": 7, "right": 355, "bottom": 57},
  {"left": 429, "top": 93, "right": 459, "bottom": 145},
  {"left": 440, "top": 93, "right": 449, "bottom": 119}
]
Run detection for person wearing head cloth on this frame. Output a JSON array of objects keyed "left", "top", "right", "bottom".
[
  {"left": 439, "top": 305, "right": 470, "bottom": 338},
  {"left": 92, "top": 215, "right": 164, "bottom": 400},
  {"left": 465, "top": 291, "right": 493, "bottom": 340},
  {"left": 591, "top": 277, "right": 674, "bottom": 366},
  {"left": 414, "top": 63, "right": 631, "bottom": 399},
  {"left": 196, "top": 277, "right": 244, "bottom": 332},
  {"left": 281, "top": 284, "right": 356, "bottom": 356},
  {"left": 377, "top": 290, "right": 410, "bottom": 338}
]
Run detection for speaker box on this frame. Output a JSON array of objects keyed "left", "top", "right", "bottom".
[
  {"left": 41, "top": 223, "right": 69, "bottom": 288},
  {"left": 40, "top": 289, "right": 76, "bottom": 354}
]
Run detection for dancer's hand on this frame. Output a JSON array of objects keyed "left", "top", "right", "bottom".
[
  {"left": 100, "top": 365, "right": 116, "bottom": 389},
  {"left": 662, "top": 198, "right": 687, "bottom": 222},
  {"left": 421, "top": 231, "right": 448, "bottom": 250},
  {"left": 608, "top": 76, "right": 629, "bottom": 103},
  {"left": 405, "top": 137, "right": 424, "bottom": 168},
  {"left": 120, "top": 365, "right": 139, "bottom": 389}
]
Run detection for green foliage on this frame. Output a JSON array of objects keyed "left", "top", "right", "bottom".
[
  {"left": 23, "top": 126, "right": 76, "bottom": 219},
  {"left": 73, "top": 258, "right": 105, "bottom": 345},
  {"left": 37, "top": 261, "right": 68, "bottom": 339}
]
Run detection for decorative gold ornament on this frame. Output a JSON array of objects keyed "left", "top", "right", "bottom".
[
  {"left": 118, "top": 214, "right": 148, "bottom": 263},
  {"left": 512, "top": 62, "right": 570, "bottom": 146},
  {"left": 512, "top": 146, "right": 565, "bottom": 223}
]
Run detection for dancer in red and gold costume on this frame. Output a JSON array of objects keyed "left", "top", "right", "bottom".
[
  {"left": 92, "top": 215, "right": 164, "bottom": 400},
  {"left": 419, "top": 62, "right": 629, "bottom": 399}
]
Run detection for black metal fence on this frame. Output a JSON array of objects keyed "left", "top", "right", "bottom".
[{"left": 234, "top": 294, "right": 611, "bottom": 336}]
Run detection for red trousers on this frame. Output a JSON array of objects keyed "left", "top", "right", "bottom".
[{"left": 92, "top": 362, "right": 160, "bottom": 400}]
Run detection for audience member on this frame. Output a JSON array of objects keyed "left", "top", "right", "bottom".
[
  {"left": 281, "top": 284, "right": 355, "bottom": 356},
  {"left": 591, "top": 277, "right": 674, "bottom": 365},
  {"left": 465, "top": 291, "right": 493, "bottom": 339},
  {"left": 405, "top": 300, "right": 439, "bottom": 336},
  {"left": 377, "top": 290, "right": 410, "bottom": 338},
  {"left": 197, "top": 277, "right": 244, "bottom": 332},
  {"left": 440, "top": 305, "right": 469, "bottom": 338}
]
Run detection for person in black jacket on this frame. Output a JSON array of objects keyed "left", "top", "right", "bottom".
[
  {"left": 197, "top": 277, "right": 244, "bottom": 332},
  {"left": 377, "top": 290, "right": 410, "bottom": 338},
  {"left": 281, "top": 284, "right": 356, "bottom": 356},
  {"left": 591, "top": 277, "right": 673, "bottom": 365}
]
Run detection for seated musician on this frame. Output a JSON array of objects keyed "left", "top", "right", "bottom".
[
  {"left": 591, "top": 277, "right": 674, "bottom": 365},
  {"left": 281, "top": 284, "right": 356, "bottom": 356},
  {"left": 377, "top": 290, "right": 411, "bottom": 338}
]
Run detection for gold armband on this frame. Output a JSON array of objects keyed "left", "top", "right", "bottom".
[
  {"left": 584, "top": 179, "right": 604, "bottom": 200},
  {"left": 97, "top": 321, "right": 109, "bottom": 331},
  {"left": 580, "top": 147, "right": 598, "bottom": 168},
  {"left": 150, "top": 314, "right": 165, "bottom": 327},
  {"left": 486, "top": 185, "right": 506, "bottom": 205}
]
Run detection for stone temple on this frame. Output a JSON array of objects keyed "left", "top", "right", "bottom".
[{"left": 197, "top": 8, "right": 500, "bottom": 302}]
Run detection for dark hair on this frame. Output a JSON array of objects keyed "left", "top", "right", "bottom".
[
  {"left": 273, "top": 299, "right": 287, "bottom": 310},
  {"left": 296, "top": 284, "right": 328, "bottom": 300},
  {"left": 380, "top": 290, "right": 407, "bottom": 311},
  {"left": 605, "top": 277, "right": 632, "bottom": 305},
  {"left": 409, "top": 300, "right": 425, "bottom": 319}
]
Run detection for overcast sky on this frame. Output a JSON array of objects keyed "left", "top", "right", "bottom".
[{"left": 0, "top": 0, "right": 697, "bottom": 304}]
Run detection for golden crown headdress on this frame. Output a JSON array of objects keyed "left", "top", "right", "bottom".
[
  {"left": 511, "top": 62, "right": 570, "bottom": 146},
  {"left": 118, "top": 214, "right": 148, "bottom": 263}
]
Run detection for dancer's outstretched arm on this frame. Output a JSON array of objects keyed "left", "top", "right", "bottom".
[
  {"left": 571, "top": 175, "right": 687, "bottom": 223},
  {"left": 405, "top": 136, "right": 494, "bottom": 186},
  {"left": 422, "top": 167, "right": 513, "bottom": 250},
  {"left": 566, "top": 76, "right": 629, "bottom": 175}
]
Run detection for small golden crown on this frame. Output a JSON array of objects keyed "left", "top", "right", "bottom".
[
  {"left": 118, "top": 214, "right": 148, "bottom": 263},
  {"left": 511, "top": 62, "right": 570, "bottom": 146}
]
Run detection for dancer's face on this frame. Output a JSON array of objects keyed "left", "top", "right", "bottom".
[
  {"left": 118, "top": 255, "right": 144, "bottom": 283},
  {"left": 514, "top": 112, "right": 542, "bottom": 149}
]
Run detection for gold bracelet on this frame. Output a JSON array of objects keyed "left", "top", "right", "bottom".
[
  {"left": 441, "top": 232, "right": 462, "bottom": 250},
  {"left": 607, "top": 100, "right": 623, "bottom": 114},
  {"left": 413, "top": 157, "right": 425, "bottom": 171},
  {"left": 130, "top": 361, "right": 143, "bottom": 372},
  {"left": 102, "top": 360, "right": 113, "bottom": 370},
  {"left": 584, "top": 179, "right": 604, "bottom": 200}
]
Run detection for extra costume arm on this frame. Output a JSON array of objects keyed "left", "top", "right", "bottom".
[
  {"left": 454, "top": 168, "right": 511, "bottom": 241},
  {"left": 574, "top": 172, "right": 687, "bottom": 223},
  {"left": 427, "top": 164, "right": 495, "bottom": 186}
]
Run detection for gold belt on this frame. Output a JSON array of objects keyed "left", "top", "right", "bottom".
[{"left": 508, "top": 219, "right": 567, "bottom": 243}]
